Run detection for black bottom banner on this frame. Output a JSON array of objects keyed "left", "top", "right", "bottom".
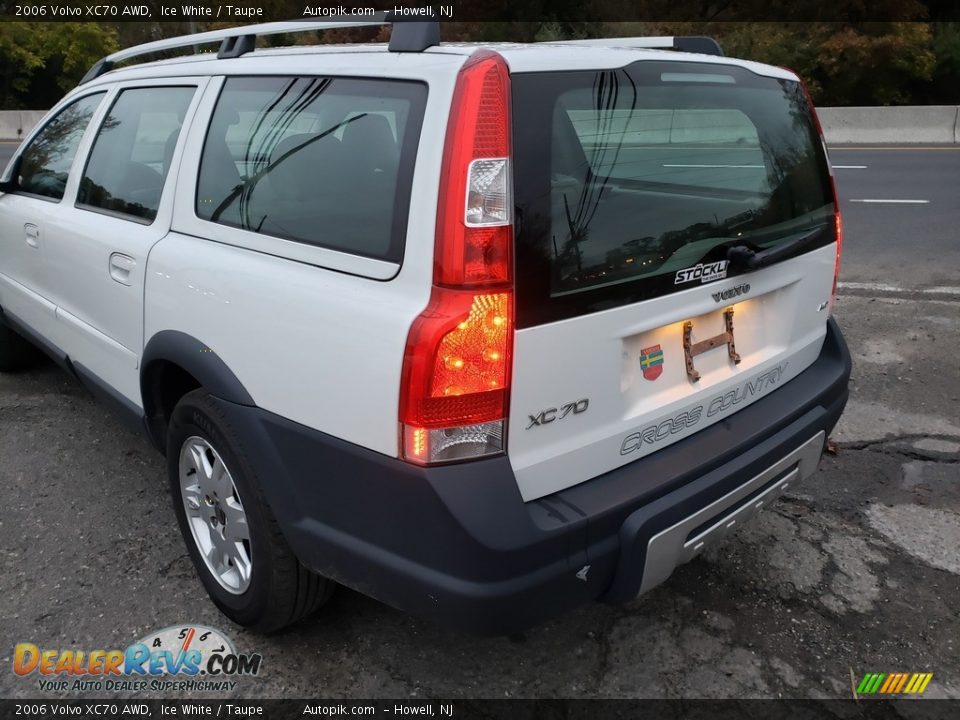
[{"left": 2, "top": 699, "right": 959, "bottom": 720}]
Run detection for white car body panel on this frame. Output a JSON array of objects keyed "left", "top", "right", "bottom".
[
  {"left": 508, "top": 244, "right": 836, "bottom": 501},
  {"left": 41, "top": 78, "right": 209, "bottom": 406},
  {"left": 0, "top": 88, "right": 111, "bottom": 344},
  {"left": 144, "top": 51, "right": 465, "bottom": 456},
  {"left": 143, "top": 231, "right": 429, "bottom": 456}
]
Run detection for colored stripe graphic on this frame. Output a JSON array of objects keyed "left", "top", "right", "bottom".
[
  {"left": 857, "top": 673, "right": 885, "bottom": 694},
  {"left": 894, "top": 673, "right": 909, "bottom": 693},
  {"left": 906, "top": 673, "right": 934, "bottom": 694},
  {"left": 641, "top": 352, "right": 664, "bottom": 367},
  {"left": 857, "top": 672, "right": 933, "bottom": 695}
]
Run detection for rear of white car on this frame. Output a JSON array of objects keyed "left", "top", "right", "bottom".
[
  {"left": 506, "top": 53, "right": 843, "bottom": 500},
  {"left": 0, "top": 28, "right": 850, "bottom": 635},
  {"left": 241, "top": 43, "right": 849, "bottom": 633}
]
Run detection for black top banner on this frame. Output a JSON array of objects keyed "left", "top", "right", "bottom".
[{"left": 0, "top": 0, "right": 958, "bottom": 22}]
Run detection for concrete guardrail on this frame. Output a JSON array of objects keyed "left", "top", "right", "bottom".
[
  {"left": 0, "top": 111, "right": 46, "bottom": 143},
  {"left": 2, "top": 106, "right": 959, "bottom": 144},
  {"left": 816, "top": 106, "right": 960, "bottom": 145}
]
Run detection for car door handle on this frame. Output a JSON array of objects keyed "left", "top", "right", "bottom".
[
  {"left": 109, "top": 253, "right": 136, "bottom": 285},
  {"left": 24, "top": 223, "right": 39, "bottom": 249}
]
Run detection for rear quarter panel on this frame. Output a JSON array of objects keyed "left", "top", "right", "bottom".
[{"left": 144, "top": 53, "right": 463, "bottom": 456}]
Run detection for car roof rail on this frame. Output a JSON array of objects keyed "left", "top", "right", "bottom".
[
  {"left": 79, "top": 15, "right": 441, "bottom": 84},
  {"left": 543, "top": 36, "right": 724, "bottom": 57}
]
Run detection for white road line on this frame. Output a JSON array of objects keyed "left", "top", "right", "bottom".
[
  {"left": 662, "top": 164, "right": 764, "bottom": 168},
  {"left": 832, "top": 165, "right": 867, "bottom": 169},
  {"left": 838, "top": 282, "right": 960, "bottom": 297},
  {"left": 849, "top": 199, "right": 930, "bottom": 204},
  {"left": 838, "top": 282, "right": 903, "bottom": 293}
]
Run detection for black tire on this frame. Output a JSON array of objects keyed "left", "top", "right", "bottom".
[
  {"left": 167, "top": 389, "right": 334, "bottom": 632},
  {"left": 0, "top": 316, "right": 42, "bottom": 372}
]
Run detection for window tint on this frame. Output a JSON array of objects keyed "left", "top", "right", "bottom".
[
  {"left": 17, "top": 93, "right": 105, "bottom": 200},
  {"left": 196, "top": 76, "right": 427, "bottom": 262},
  {"left": 78, "top": 87, "right": 195, "bottom": 223},
  {"left": 512, "top": 62, "right": 836, "bottom": 326}
]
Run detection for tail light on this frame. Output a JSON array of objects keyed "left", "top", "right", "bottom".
[
  {"left": 399, "top": 51, "right": 514, "bottom": 465},
  {"left": 797, "top": 76, "right": 843, "bottom": 313},
  {"left": 831, "top": 207, "right": 843, "bottom": 311}
]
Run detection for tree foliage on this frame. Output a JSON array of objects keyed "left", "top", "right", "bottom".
[
  {"left": 0, "top": 22, "right": 118, "bottom": 108},
  {"left": 711, "top": 22, "right": 937, "bottom": 105},
  {"left": 0, "top": 15, "right": 951, "bottom": 109}
]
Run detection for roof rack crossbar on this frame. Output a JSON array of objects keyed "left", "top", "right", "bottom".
[
  {"left": 80, "top": 15, "right": 440, "bottom": 83},
  {"left": 543, "top": 36, "right": 724, "bottom": 57}
]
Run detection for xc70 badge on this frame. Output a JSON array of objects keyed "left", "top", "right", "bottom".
[{"left": 527, "top": 399, "right": 589, "bottom": 429}]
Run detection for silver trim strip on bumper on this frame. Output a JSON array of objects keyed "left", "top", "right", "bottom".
[{"left": 638, "top": 430, "right": 826, "bottom": 595}]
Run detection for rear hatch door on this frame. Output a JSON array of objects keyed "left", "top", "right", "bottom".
[{"left": 509, "top": 59, "right": 839, "bottom": 501}]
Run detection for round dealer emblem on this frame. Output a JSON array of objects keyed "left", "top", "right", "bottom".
[{"left": 137, "top": 625, "right": 236, "bottom": 664}]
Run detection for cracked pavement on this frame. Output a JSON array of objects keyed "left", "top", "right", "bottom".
[{"left": 2, "top": 150, "right": 959, "bottom": 700}]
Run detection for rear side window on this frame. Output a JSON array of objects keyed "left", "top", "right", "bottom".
[
  {"left": 78, "top": 87, "right": 196, "bottom": 223},
  {"left": 512, "top": 61, "right": 836, "bottom": 327},
  {"left": 196, "top": 76, "right": 427, "bottom": 263},
  {"left": 16, "top": 93, "right": 105, "bottom": 200}
]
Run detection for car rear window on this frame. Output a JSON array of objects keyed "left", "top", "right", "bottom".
[
  {"left": 512, "top": 61, "right": 836, "bottom": 327},
  {"left": 196, "top": 76, "right": 427, "bottom": 263}
]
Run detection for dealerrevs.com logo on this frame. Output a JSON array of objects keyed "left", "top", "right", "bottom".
[{"left": 13, "top": 625, "right": 262, "bottom": 693}]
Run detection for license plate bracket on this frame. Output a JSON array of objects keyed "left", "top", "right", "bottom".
[{"left": 683, "top": 307, "right": 741, "bottom": 382}]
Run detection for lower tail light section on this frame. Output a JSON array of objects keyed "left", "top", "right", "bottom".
[
  {"left": 400, "top": 290, "right": 513, "bottom": 465},
  {"left": 831, "top": 208, "right": 843, "bottom": 313}
]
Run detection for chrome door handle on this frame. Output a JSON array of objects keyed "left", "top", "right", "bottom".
[
  {"left": 24, "top": 223, "right": 39, "bottom": 248},
  {"left": 109, "top": 252, "right": 135, "bottom": 285}
]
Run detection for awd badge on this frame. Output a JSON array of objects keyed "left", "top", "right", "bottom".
[{"left": 640, "top": 344, "right": 664, "bottom": 381}]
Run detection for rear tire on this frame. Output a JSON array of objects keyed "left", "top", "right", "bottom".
[
  {"left": 0, "top": 316, "right": 41, "bottom": 372},
  {"left": 167, "top": 389, "right": 334, "bottom": 632}
]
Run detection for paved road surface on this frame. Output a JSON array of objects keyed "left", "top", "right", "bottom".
[
  {"left": 1, "top": 145, "right": 958, "bottom": 700},
  {"left": 831, "top": 146, "right": 960, "bottom": 289}
]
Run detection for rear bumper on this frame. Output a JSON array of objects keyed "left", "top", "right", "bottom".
[{"left": 216, "top": 318, "right": 851, "bottom": 635}]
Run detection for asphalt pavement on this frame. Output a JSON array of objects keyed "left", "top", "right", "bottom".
[
  {"left": 1, "top": 145, "right": 958, "bottom": 700},
  {"left": 831, "top": 146, "right": 960, "bottom": 289}
]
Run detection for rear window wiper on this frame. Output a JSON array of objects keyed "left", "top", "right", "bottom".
[{"left": 726, "top": 226, "right": 826, "bottom": 271}]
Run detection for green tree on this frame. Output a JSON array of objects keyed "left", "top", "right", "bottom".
[
  {"left": 0, "top": 23, "right": 118, "bottom": 109},
  {"left": 927, "top": 22, "right": 960, "bottom": 102},
  {"left": 816, "top": 23, "right": 936, "bottom": 105}
]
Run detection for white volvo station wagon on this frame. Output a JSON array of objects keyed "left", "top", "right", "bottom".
[{"left": 0, "top": 18, "right": 850, "bottom": 633}]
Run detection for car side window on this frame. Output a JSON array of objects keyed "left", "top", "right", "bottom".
[
  {"left": 16, "top": 93, "right": 106, "bottom": 201},
  {"left": 77, "top": 86, "right": 196, "bottom": 223},
  {"left": 195, "top": 76, "right": 427, "bottom": 263}
]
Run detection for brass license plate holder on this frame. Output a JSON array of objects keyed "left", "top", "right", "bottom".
[{"left": 682, "top": 308, "right": 741, "bottom": 383}]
